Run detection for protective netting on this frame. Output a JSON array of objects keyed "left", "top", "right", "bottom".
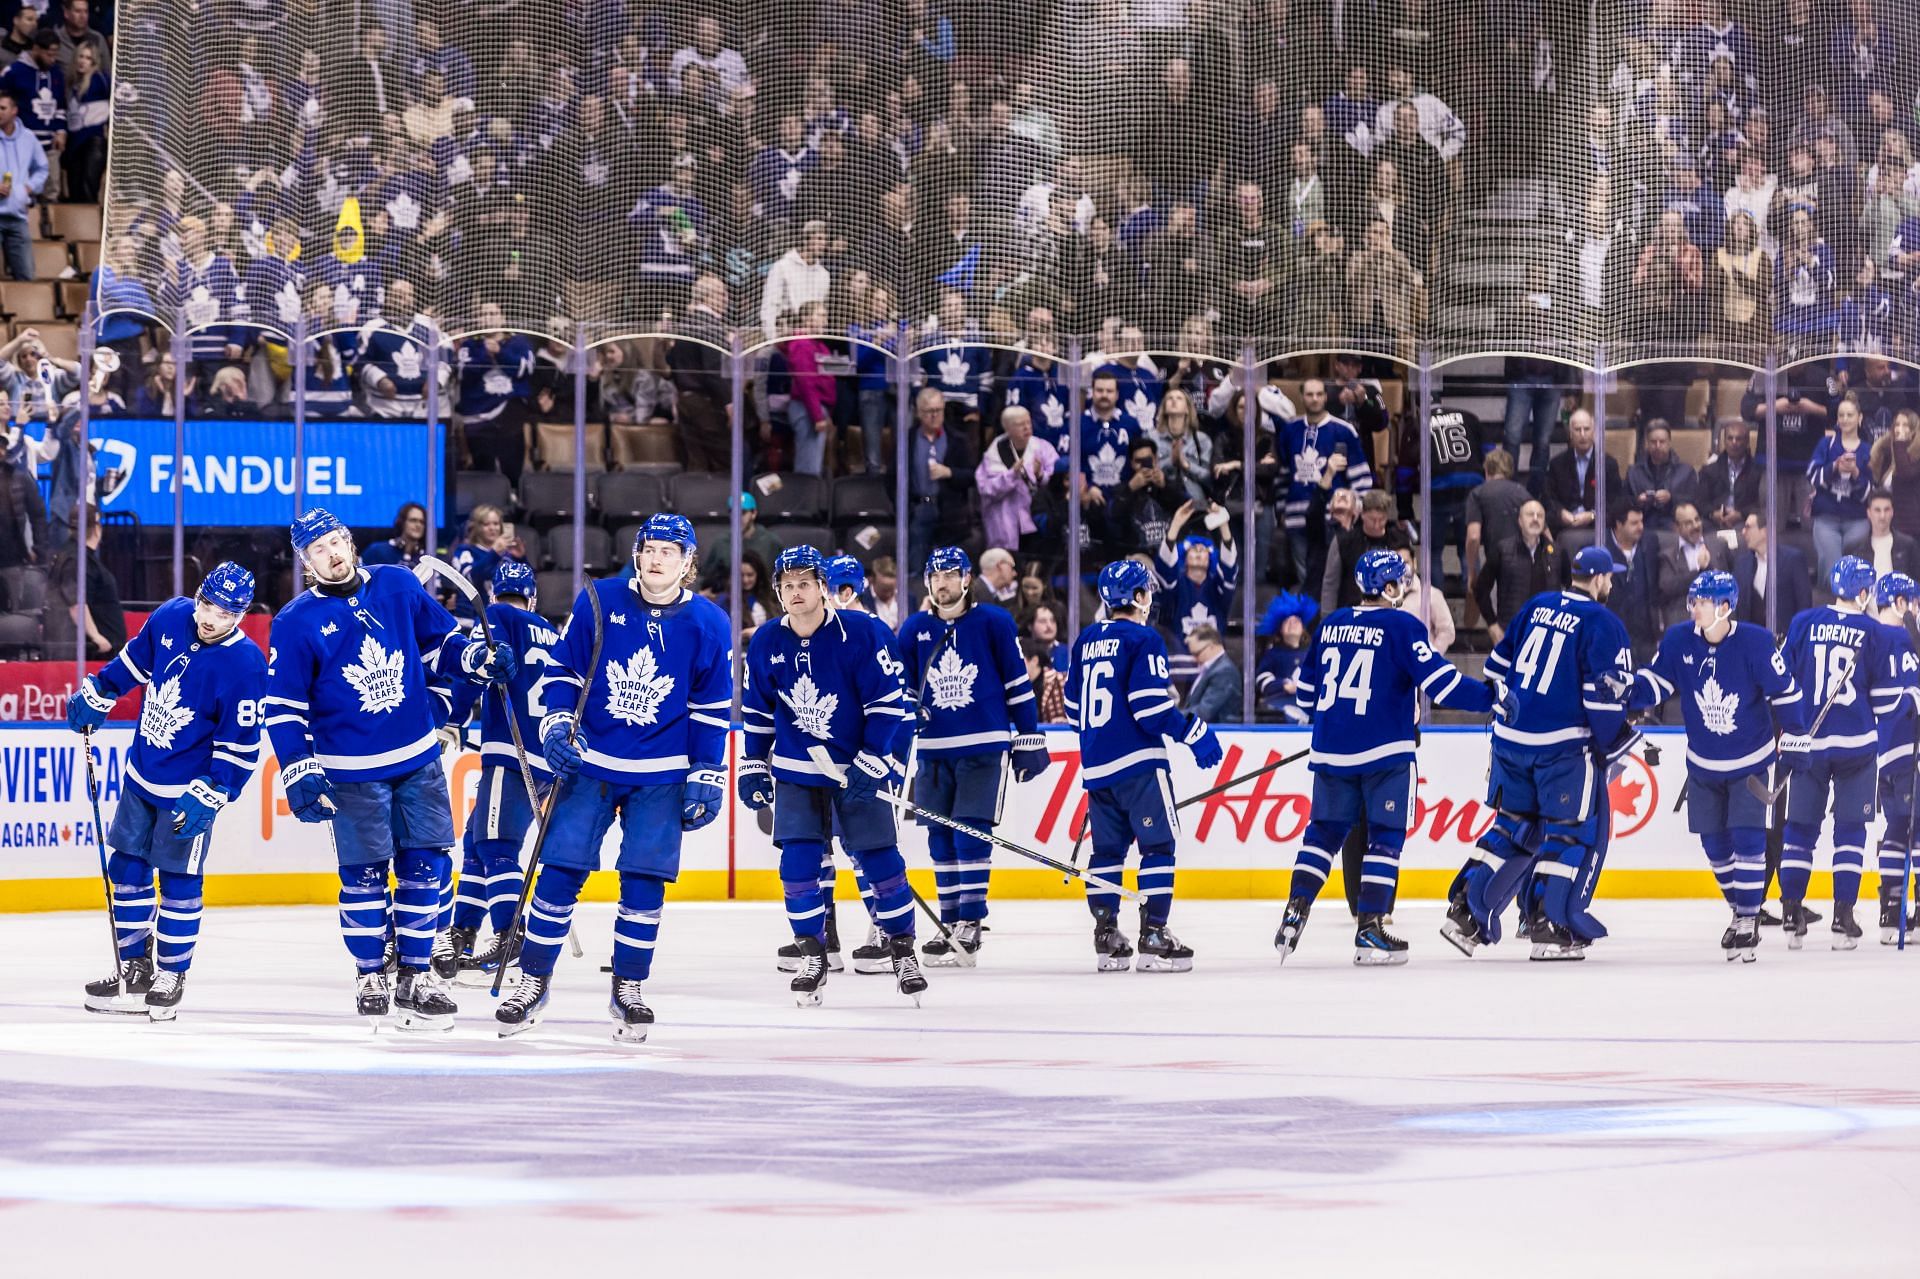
[{"left": 96, "top": 1, "right": 1920, "bottom": 370}]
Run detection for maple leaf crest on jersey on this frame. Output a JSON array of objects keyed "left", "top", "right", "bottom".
[
  {"left": 139, "top": 674, "right": 195, "bottom": 750},
  {"left": 781, "top": 673, "right": 839, "bottom": 739},
  {"left": 604, "top": 645, "right": 676, "bottom": 727},
  {"left": 341, "top": 633, "right": 407, "bottom": 714},
  {"left": 1695, "top": 674, "right": 1740, "bottom": 735},
  {"left": 926, "top": 645, "right": 979, "bottom": 711}
]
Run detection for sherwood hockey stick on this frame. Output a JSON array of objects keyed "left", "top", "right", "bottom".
[
  {"left": 416, "top": 556, "right": 584, "bottom": 960},
  {"left": 492, "top": 573, "right": 606, "bottom": 996},
  {"left": 1746, "top": 650, "right": 1856, "bottom": 807},
  {"left": 81, "top": 729, "right": 124, "bottom": 997}
]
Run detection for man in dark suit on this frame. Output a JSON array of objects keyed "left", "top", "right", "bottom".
[
  {"left": 1697, "top": 418, "right": 1766, "bottom": 535},
  {"left": 1659, "top": 501, "right": 1735, "bottom": 624},
  {"left": 1842, "top": 490, "right": 1920, "bottom": 578},
  {"left": 1184, "top": 624, "right": 1245, "bottom": 724},
  {"left": 1542, "top": 409, "right": 1621, "bottom": 553},
  {"left": 1605, "top": 503, "right": 1664, "bottom": 663},
  {"left": 1733, "top": 511, "right": 1813, "bottom": 627}
]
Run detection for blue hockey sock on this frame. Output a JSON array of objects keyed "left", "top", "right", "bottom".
[
  {"left": 951, "top": 827, "right": 992, "bottom": 923},
  {"left": 483, "top": 844, "right": 525, "bottom": 938},
  {"left": 106, "top": 850, "right": 156, "bottom": 960},
  {"left": 393, "top": 849, "right": 451, "bottom": 972},
  {"left": 521, "top": 864, "right": 588, "bottom": 978},
  {"left": 1085, "top": 846, "right": 1126, "bottom": 919},
  {"left": 451, "top": 844, "right": 489, "bottom": 933},
  {"left": 1700, "top": 830, "right": 1737, "bottom": 905},
  {"left": 1288, "top": 821, "right": 1346, "bottom": 903},
  {"left": 613, "top": 873, "right": 666, "bottom": 981},
  {"left": 1832, "top": 821, "right": 1867, "bottom": 906},
  {"left": 780, "top": 839, "right": 829, "bottom": 940},
  {"left": 852, "top": 847, "right": 915, "bottom": 938},
  {"left": 926, "top": 825, "right": 960, "bottom": 923},
  {"left": 1356, "top": 828, "right": 1407, "bottom": 916},
  {"left": 1779, "top": 821, "right": 1820, "bottom": 902},
  {"left": 1729, "top": 827, "right": 1767, "bottom": 916},
  {"left": 816, "top": 844, "right": 837, "bottom": 902},
  {"left": 338, "top": 862, "right": 391, "bottom": 972},
  {"left": 154, "top": 871, "right": 204, "bottom": 973},
  {"left": 853, "top": 857, "right": 876, "bottom": 922},
  {"left": 1138, "top": 845, "right": 1176, "bottom": 927}
]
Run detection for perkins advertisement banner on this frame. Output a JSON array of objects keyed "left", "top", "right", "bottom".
[
  {"left": 0, "top": 725, "right": 1746, "bottom": 910},
  {"left": 89, "top": 417, "right": 444, "bottom": 528}
]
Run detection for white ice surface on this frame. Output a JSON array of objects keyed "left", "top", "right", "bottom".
[{"left": 3, "top": 900, "right": 1917, "bottom": 1277}]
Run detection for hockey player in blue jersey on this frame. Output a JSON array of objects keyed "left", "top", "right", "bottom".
[
  {"left": 1627, "top": 570, "right": 1805, "bottom": 960},
  {"left": 432, "top": 559, "right": 561, "bottom": 980},
  {"left": 1064, "top": 559, "right": 1224, "bottom": 972},
  {"left": 1777, "top": 555, "right": 1915, "bottom": 950},
  {"left": 739, "top": 545, "right": 928, "bottom": 1007},
  {"left": 1442, "top": 546, "right": 1638, "bottom": 961},
  {"left": 897, "top": 546, "right": 1050, "bottom": 965},
  {"left": 1276, "top": 550, "right": 1492, "bottom": 966},
  {"left": 493, "top": 515, "right": 734, "bottom": 1042},
  {"left": 1869, "top": 572, "right": 1920, "bottom": 946},
  {"left": 68, "top": 562, "right": 268, "bottom": 1020},
  {"left": 265, "top": 509, "right": 518, "bottom": 1030}
]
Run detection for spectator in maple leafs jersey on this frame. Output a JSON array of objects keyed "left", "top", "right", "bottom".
[
  {"left": 266, "top": 510, "right": 517, "bottom": 1031},
  {"left": 1094, "top": 325, "right": 1165, "bottom": 438},
  {"left": 432, "top": 560, "right": 562, "bottom": 981},
  {"left": 1276, "top": 550, "right": 1492, "bottom": 967},
  {"left": 67, "top": 562, "right": 268, "bottom": 1021},
  {"left": 1443, "top": 547, "right": 1637, "bottom": 962},
  {"left": 494, "top": 515, "right": 733, "bottom": 1043},
  {"left": 1005, "top": 322, "right": 1072, "bottom": 473},
  {"left": 1775, "top": 556, "right": 1917, "bottom": 951},
  {"left": 1078, "top": 369, "right": 1138, "bottom": 514},
  {"left": 1279, "top": 379, "right": 1373, "bottom": 592},
  {"left": 456, "top": 302, "right": 537, "bottom": 486},
  {"left": 1064, "top": 559, "right": 1224, "bottom": 974},
  {"left": 159, "top": 215, "right": 243, "bottom": 373},
  {"left": 1627, "top": 571, "right": 1804, "bottom": 960},
  {"left": 916, "top": 290, "right": 991, "bottom": 431},
  {"left": 897, "top": 546, "right": 1048, "bottom": 964},
  {"left": 1153, "top": 501, "right": 1239, "bottom": 641},
  {"left": 739, "top": 545, "right": 926, "bottom": 1007},
  {"left": 355, "top": 279, "right": 446, "bottom": 419}
]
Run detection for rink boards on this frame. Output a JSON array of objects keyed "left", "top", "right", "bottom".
[{"left": 0, "top": 723, "right": 1779, "bottom": 911}]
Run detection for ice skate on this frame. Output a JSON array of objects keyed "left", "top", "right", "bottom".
[
  {"left": 610, "top": 976, "right": 654, "bottom": 1045},
  {"left": 923, "top": 920, "right": 981, "bottom": 967},
  {"left": 1092, "top": 908, "right": 1134, "bottom": 972},
  {"left": 495, "top": 971, "right": 551, "bottom": 1037},
  {"left": 1136, "top": 921, "right": 1194, "bottom": 972},
  {"left": 432, "top": 925, "right": 476, "bottom": 980},
  {"left": 355, "top": 970, "right": 391, "bottom": 1028},
  {"left": 1721, "top": 913, "right": 1759, "bottom": 962},
  {"left": 458, "top": 927, "right": 522, "bottom": 985},
  {"left": 381, "top": 935, "right": 399, "bottom": 975},
  {"left": 1274, "top": 896, "right": 1311, "bottom": 963},
  {"left": 778, "top": 927, "right": 845, "bottom": 974},
  {"left": 1440, "top": 894, "right": 1483, "bottom": 956},
  {"left": 1353, "top": 913, "right": 1409, "bottom": 966},
  {"left": 790, "top": 935, "right": 829, "bottom": 1007},
  {"left": 824, "top": 905, "right": 845, "bottom": 972},
  {"left": 83, "top": 948, "right": 154, "bottom": 1015},
  {"left": 1830, "top": 901, "right": 1862, "bottom": 951},
  {"left": 392, "top": 969, "right": 457, "bottom": 1032},
  {"left": 890, "top": 933, "right": 927, "bottom": 1005},
  {"left": 1879, "top": 885, "right": 1903, "bottom": 945},
  {"left": 145, "top": 970, "right": 186, "bottom": 1021},
  {"left": 1528, "top": 918, "right": 1584, "bottom": 961},
  {"left": 850, "top": 922, "right": 893, "bottom": 974},
  {"left": 1781, "top": 899, "right": 1809, "bottom": 950}
]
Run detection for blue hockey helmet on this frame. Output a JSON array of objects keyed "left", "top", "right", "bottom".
[
  {"left": 635, "top": 512, "right": 697, "bottom": 556},
  {"left": 1877, "top": 571, "right": 1919, "bottom": 610},
  {"left": 1831, "top": 554, "right": 1877, "bottom": 601},
  {"left": 924, "top": 545, "right": 972, "bottom": 578},
  {"left": 196, "top": 561, "right": 256, "bottom": 613},
  {"left": 492, "top": 558, "right": 537, "bottom": 601},
  {"left": 824, "top": 554, "right": 867, "bottom": 594},
  {"left": 772, "top": 544, "right": 826, "bottom": 583},
  {"left": 1353, "top": 548, "right": 1408, "bottom": 597},
  {"left": 1686, "top": 569, "right": 1739, "bottom": 610},
  {"left": 1097, "top": 558, "right": 1154, "bottom": 610},
  {"left": 290, "top": 507, "right": 348, "bottom": 554}
]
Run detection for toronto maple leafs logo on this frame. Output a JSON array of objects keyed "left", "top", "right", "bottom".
[
  {"left": 927, "top": 646, "right": 979, "bottom": 711},
  {"left": 937, "top": 349, "right": 969, "bottom": 386},
  {"left": 386, "top": 191, "right": 421, "bottom": 231},
  {"left": 1294, "top": 445, "right": 1324, "bottom": 486},
  {"left": 140, "top": 675, "right": 195, "bottom": 750},
  {"left": 1040, "top": 396, "right": 1066, "bottom": 430},
  {"left": 1179, "top": 601, "right": 1212, "bottom": 638},
  {"left": 1124, "top": 387, "right": 1158, "bottom": 433},
  {"left": 392, "top": 342, "right": 422, "bottom": 382},
  {"left": 604, "top": 646, "right": 676, "bottom": 727},
  {"left": 1087, "top": 441, "right": 1127, "bottom": 489},
  {"left": 781, "top": 673, "right": 839, "bottom": 739},
  {"left": 1695, "top": 675, "right": 1740, "bottom": 736},
  {"left": 341, "top": 634, "right": 407, "bottom": 714}
]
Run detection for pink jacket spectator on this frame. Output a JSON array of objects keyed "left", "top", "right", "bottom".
[
  {"left": 975, "top": 432, "right": 1060, "bottom": 552},
  {"left": 786, "top": 335, "right": 837, "bottom": 424}
]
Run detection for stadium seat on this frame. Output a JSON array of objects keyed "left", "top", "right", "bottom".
[
  {"left": 74, "top": 241, "right": 101, "bottom": 273},
  {"left": 612, "top": 523, "right": 642, "bottom": 556},
  {"left": 669, "top": 471, "right": 733, "bottom": 520},
  {"left": 830, "top": 474, "right": 894, "bottom": 523},
  {"left": 1, "top": 282, "right": 58, "bottom": 322},
  {"left": 1669, "top": 430, "right": 1712, "bottom": 470},
  {"left": 519, "top": 471, "right": 587, "bottom": 528},
  {"left": 768, "top": 522, "right": 834, "bottom": 553},
  {"left": 511, "top": 524, "right": 544, "bottom": 570},
  {"left": 597, "top": 471, "right": 665, "bottom": 525},
  {"left": 534, "top": 421, "right": 606, "bottom": 472},
  {"left": 453, "top": 470, "right": 514, "bottom": 520},
  {"left": 533, "top": 571, "right": 575, "bottom": 622},
  {"left": 49, "top": 205, "right": 102, "bottom": 241},
  {"left": 0, "top": 610, "right": 41, "bottom": 658},
  {"left": 756, "top": 473, "right": 828, "bottom": 522},
  {"left": 31, "top": 242, "right": 69, "bottom": 278},
  {"left": 843, "top": 526, "right": 897, "bottom": 568},
  {"left": 692, "top": 522, "right": 728, "bottom": 557},
  {"left": 610, "top": 422, "right": 681, "bottom": 469},
  {"left": 548, "top": 525, "right": 613, "bottom": 574},
  {"left": 35, "top": 324, "right": 76, "bottom": 359}
]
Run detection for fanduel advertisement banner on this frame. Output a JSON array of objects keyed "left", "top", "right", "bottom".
[{"left": 89, "top": 418, "right": 444, "bottom": 527}]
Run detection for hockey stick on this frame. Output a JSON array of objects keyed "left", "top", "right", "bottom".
[
  {"left": 491, "top": 574, "right": 606, "bottom": 996},
  {"left": 80, "top": 729, "right": 124, "bottom": 996},
  {"left": 1174, "top": 745, "right": 1311, "bottom": 811},
  {"left": 1745, "top": 651, "right": 1856, "bottom": 807},
  {"left": 416, "top": 556, "right": 583, "bottom": 960}
]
